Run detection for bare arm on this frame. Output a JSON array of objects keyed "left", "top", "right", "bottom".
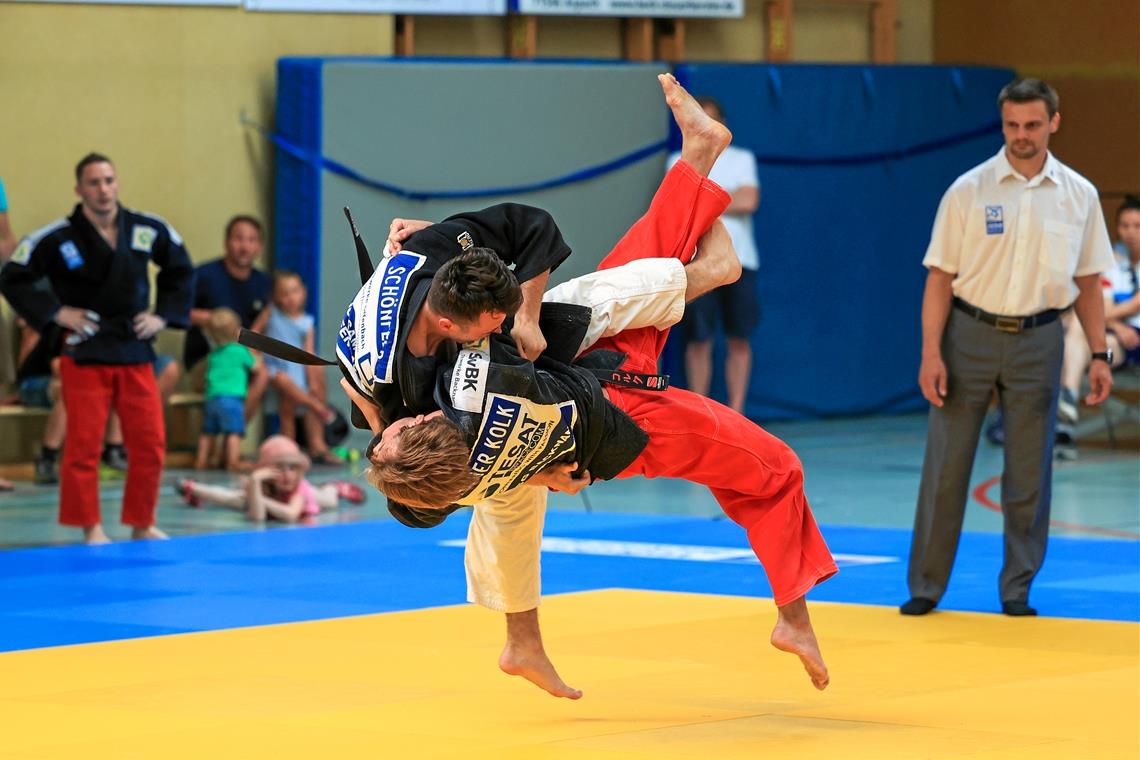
[
  {"left": 528, "top": 462, "right": 591, "bottom": 495},
  {"left": 918, "top": 267, "right": 955, "bottom": 407},
  {"left": 726, "top": 185, "right": 759, "bottom": 216},
  {"left": 189, "top": 308, "right": 213, "bottom": 328},
  {"left": 0, "top": 211, "right": 15, "bottom": 262},
  {"left": 1072, "top": 273, "right": 1112, "bottom": 405},
  {"left": 386, "top": 218, "right": 434, "bottom": 254},
  {"left": 1106, "top": 290, "right": 1140, "bottom": 322},
  {"left": 339, "top": 378, "right": 384, "bottom": 434},
  {"left": 270, "top": 372, "right": 331, "bottom": 418},
  {"left": 248, "top": 306, "right": 270, "bottom": 335},
  {"left": 303, "top": 329, "right": 329, "bottom": 402},
  {"left": 245, "top": 469, "right": 298, "bottom": 522},
  {"left": 511, "top": 269, "right": 551, "bottom": 361}
]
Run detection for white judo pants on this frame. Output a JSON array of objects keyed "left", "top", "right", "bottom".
[{"left": 463, "top": 257, "right": 687, "bottom": 611}]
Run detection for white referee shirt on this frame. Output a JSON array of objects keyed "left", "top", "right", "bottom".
[{"left": 923, "top": 148, "right": 1115, "bottom": 316}]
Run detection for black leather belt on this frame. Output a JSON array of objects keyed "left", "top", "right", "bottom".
[{"left": 952, "top": 297, "right": 1061, "bottom": 334}]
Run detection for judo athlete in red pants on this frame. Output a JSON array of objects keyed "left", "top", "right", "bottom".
[
  {"left": 0, "top": 153, "right": 193, "bottom": 543},
  {"left": 359, "top": 76, "right": 837, "bottom": 698}
]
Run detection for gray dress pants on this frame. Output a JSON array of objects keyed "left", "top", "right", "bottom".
[{"left": 907, "top": 308, "right": 1063, "bottom": 604}]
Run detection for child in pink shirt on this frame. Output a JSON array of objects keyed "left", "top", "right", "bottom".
[{"left": 178, "top": 435, "right": 363, "bottom": 523}]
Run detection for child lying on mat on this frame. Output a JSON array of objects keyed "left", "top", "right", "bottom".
[{"left": 177, "top": 435, "right": 364, "bottom": 523}]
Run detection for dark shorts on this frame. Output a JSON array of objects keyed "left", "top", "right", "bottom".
[
  {"left": 17, "top": 376, "right": 52, "bottom": 408},
  {"left": 203, "top": 395, "right": 246, "bottom": 436},
  {"left": 684, "top": 268, "right": 761, "bottom": 341},
  {"left": 153, "top": 353, "right": 175, "bottom": 378}
]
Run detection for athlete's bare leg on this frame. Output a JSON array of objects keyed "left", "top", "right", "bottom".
[
  {"left": 684, "top": 220, "right": 742, "bottom": 302},
  {"left": 499, "top": 609, "right": 583, "bottom": 700},
  {"left": 770, "top": 596, "right": 830, "bottom": 690},
  {"left": 659, "top": 73, "right": 732, "bottom": 178}
]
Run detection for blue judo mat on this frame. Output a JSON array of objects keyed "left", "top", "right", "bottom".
[{"left": 1, "top": 511, "right": 1136, "bottom": 652}]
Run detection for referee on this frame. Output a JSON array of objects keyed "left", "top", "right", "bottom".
[{"left": 902, "top": 79, "right": 1115, "bottom": 617}]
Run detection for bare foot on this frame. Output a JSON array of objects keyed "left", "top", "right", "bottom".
[
  {"left": 131, "top": 525, "right": 169, "bottom": 541},
  {"left": 499, "top": 645, "right": 583, "bottom": 700},
  {"left": 659, "top": 73, "right": 731, "bottom": 177},
  {"left": 84, "top": 524, "right": 111, "bottom": 545},
  {"left": 685, "top": 220, "right": 742, "bottom": 302},
  {"left": 771, "top": 598, "right": 830, "bottom": 690}
]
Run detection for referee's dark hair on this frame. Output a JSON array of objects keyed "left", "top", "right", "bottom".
[
  {"left": 997, "top": 78, "right": 1059, "bottom": 118},
  {"left": 74, "top": 152, "right": 114, "bottom": 183}
]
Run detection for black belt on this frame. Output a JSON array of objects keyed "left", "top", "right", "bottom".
[
  {"left": 952, "top": 298, "right": 1061, "bottom": 334},
  {"left": 587, "top": 368, "right": 670, "bottom": 391}
]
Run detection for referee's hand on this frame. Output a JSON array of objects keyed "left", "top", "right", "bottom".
[{"left": 919, "top": 354, "right": 948, "bottom": 408}]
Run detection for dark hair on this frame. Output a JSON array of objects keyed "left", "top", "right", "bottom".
[
  {"left": 1118, "top": 194, "right": 1140, "bottom": 222},
  {"left": 225, "top": 214, "right": 263, "bottom": 240},
  {"left": 428, "top": 248, "right": 523, "bottom": 322},
  {"left": 997, "top": 78, "right": 1059, "bottom": 118},
  {"left": 696, "top": 96, "right": 724, "bottom": 122},
  {"left": 75, "top": 153, "right": 113, "bottom": 183},
  {"left": 366, "top": 416, "right": 477, "bottom": 509}
]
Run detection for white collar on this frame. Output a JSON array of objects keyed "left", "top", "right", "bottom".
[{"left": 994, "top": 148, "right": 1060, "bottom": 187}]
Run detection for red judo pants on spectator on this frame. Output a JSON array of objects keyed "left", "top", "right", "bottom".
[
  {"left": 59, "top": 357, "right": 165, "bottom": 528},
  {"left": 587, "top": 160, "right": 839, "bottom": 605}
]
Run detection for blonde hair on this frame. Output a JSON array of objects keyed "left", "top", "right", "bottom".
[
  {"left": 366, "top": 417, "right": 478, "bottom": 509},
  {"left": 205, "top": 307, "right": 241, "bottom": 346}
]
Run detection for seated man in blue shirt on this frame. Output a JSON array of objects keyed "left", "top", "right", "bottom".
[{"left": 186, "top": 215, "right": 271, "bottom": 421}]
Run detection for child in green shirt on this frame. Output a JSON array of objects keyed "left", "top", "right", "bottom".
[{"left": 197, "top": 307, "right": 258, "bottom": 470}]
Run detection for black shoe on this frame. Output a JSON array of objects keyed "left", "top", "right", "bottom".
[
  {"left": 33, "top": 456, "right": 59, "bottom": 485},
  {"left": 984, "top": 416, "right": 1005, "bottom": 446},
  {"left": 1001, "top": 600, "right": 1037, "bottom": 617},
  {"left": 900, "top": 597, "right": 937, "bottom": 615},
  {"left": 102, "top": 446, "right": 128, "bottom": 472}
]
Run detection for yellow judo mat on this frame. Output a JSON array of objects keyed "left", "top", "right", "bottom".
[{"left": 2, "top": 589, "right": 1136, "bottom": 759}]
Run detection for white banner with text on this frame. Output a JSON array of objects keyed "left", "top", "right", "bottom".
[
  {"left": 512, "top": 0, "right": 741, "bottom": 17},
  {"left": 245, "top": 0, "right": 505, "bottom": 13}
]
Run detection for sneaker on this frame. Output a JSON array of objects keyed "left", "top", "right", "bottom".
[
  {"left": 1057, "top": 387, "right": 1079, "bottom": 425},
  {"left": 331, "top": 480, "right": 366, "bottom": 505},
  {"left": 34, "top": 456, "right": 59, "bottom": 485},
  {"left": 175, "top": 478, "right": 201, "bottom": 508},
  {"left": 984, "top": 413, "right": 1005, "bottom": 446},
  {"left": 102, "top": 446, "right": 128, "bottom": 472},
  {"left": 1055, "top": 424, "right": 1078, "bottom": 461}
]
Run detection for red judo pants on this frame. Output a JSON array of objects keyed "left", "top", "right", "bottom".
[
  {"left": 587, "top": 161, "right": 839, "bottom": 606},
  {"left": 59, "top": 356, "right": 166, "bottom": 528}
]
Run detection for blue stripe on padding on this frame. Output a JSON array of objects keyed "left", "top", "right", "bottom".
[
  {"left": 252, "top": 117, "right": 668, "bottom": 202},
  {"left": 274, "top": 58, "right": 324, "bottom": 332}
]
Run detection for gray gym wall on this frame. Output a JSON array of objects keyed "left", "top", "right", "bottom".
[{"left": 314, "top": 60, "right": 670, "bottom": 356}]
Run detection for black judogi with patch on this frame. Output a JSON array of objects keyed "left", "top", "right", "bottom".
[
  {"left": 335, "top": 204, "right": 571, "bottom": 428},
  {"left": 0, "top": 204, "right": 193, "bottom": 364}
]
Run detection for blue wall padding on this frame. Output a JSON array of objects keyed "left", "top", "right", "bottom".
[
  {"left": 275, "top": 58, "right": 324, "bottom": 343},
  {"left": 667, "top": 64, "right": 1014, "bottom": 420}
]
